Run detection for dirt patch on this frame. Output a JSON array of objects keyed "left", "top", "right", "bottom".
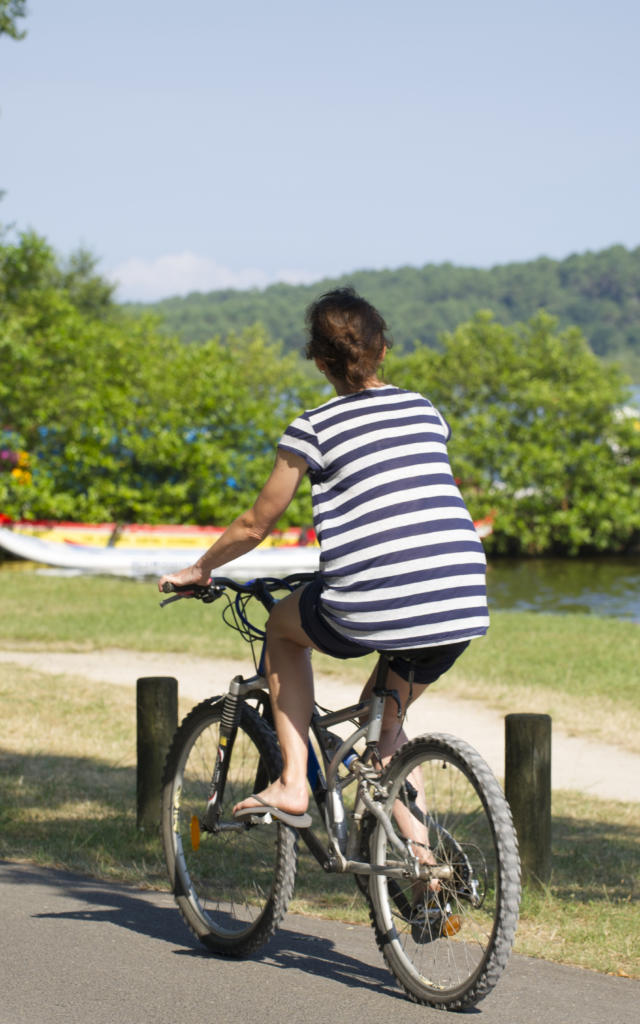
[{"left": 1, "top": 647, "right": 638, "bottom": 803}]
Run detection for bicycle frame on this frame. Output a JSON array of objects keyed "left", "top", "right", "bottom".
[
  {"left": 208, "top": 661, "right": 453, "bottom": 889},
  {"left": 161, "top": 577, "right": 453, "bottom": 888}
]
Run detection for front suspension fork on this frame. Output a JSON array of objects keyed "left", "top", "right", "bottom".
[
  {"left": 196, "top": 672, "right": 272, "bottom": 832},
  {"left": 201, "top": 684, "right": 245, "bottom": 831}
]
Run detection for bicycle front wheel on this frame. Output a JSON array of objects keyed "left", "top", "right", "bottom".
[
  {"left": 161, "top": 697, "right": 297, "bottom": 956},
  {"left": 368, "top": 733, "right": 520, "bottom": 1010}
]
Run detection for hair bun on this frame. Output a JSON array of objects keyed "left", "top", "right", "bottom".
[{"left": 305, "top": 288, "right": 391, "bottom": 391}]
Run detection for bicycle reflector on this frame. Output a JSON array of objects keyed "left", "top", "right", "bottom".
[{"left": 191, "top": 815, "right": 201, "bottom": 851}]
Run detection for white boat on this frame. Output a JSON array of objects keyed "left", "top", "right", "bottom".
[
  {"left": 0, "top": 514, "right": 493, "bottom": 579},
  {"left": 0, "top": 526, "right": 320, "bottom": 579},
  {"left": 1, "top": 519, "right": 311, "bottom": 549}
]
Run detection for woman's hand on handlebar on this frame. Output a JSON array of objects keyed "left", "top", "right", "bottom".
[{"left": 157, "top": 564, "right": 211, "bottom": 593}]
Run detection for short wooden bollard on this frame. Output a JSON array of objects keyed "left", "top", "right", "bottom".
[
  {"left": 505, "top": 713, "right": 552, "bottom": 886},
  {"left": 136, "top": 677, "right": 178, "bottom": 831}
]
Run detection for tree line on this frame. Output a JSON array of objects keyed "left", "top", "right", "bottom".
[
  {"left": 135, "top": 245, "right": 640, "bottom": 383},
  {"left": 2, "top": 230, "right": 639, "bottom": 556}
]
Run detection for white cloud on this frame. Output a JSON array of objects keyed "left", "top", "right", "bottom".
[{"left": 109, "top": 251, "right": 319, "bottom": 303}]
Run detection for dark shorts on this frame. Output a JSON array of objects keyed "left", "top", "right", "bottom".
[{"left": 298, "top": 576, "right": 470, "bottom": 685}]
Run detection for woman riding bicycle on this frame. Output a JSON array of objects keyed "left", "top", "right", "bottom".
[{"left": 158, "top": 287, "right": 489, "bottom": 827}]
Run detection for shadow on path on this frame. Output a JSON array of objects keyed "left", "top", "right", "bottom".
[{"left": 4, "top": 860, "right": 402, "bottom": 999}]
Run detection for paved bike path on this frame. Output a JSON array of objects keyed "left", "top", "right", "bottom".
[{"left": 1, "top": 861, "right": 637, "bottom": 1024}]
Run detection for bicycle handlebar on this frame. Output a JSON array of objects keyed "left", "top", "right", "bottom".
[{"left": 159, "top": 572, "right": 317, "bottom": 609}]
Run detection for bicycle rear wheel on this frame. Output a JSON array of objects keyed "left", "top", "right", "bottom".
[
  {"left": 368, "top": 733, "right": 520, "bottom": 1010},
  {"left": 161, "top": 697, "right": 297, "bottom": 956}
]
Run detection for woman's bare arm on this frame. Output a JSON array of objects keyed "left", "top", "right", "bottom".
[{"left": 157, "top": 448, "right": 308, "bottom": 589}]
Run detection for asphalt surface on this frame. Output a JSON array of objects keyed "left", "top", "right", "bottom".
[{"left": 1, "top": 860, "right": 637, "bottom": 1024}]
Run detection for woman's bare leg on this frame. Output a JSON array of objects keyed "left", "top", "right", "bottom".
[
  {"left": 359, "top": 663, "right": 438, "bottom": 890},
  {"left": 233, "top": 588, "right": 316, "bottom": 817},
  {"left": 359, "top": 660, "right": 429, "bottom": 761}
]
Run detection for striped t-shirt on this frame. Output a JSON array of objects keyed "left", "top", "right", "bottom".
[{"left": 278, "top": 385, "right": 489, "bottom": 651}]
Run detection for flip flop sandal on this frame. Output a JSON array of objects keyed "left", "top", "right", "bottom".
[{"left": 233, "top": 793, "right": 312, "bottom": 829}]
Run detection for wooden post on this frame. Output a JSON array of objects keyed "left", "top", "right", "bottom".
[
  {"left": 136, "top": 677, "right": 178, "bottom": 831},
  {"left": 505, "top": 713, "right": 552, "bottom": 886}
]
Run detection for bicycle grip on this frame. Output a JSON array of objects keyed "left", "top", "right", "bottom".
[{"left": 161, "top": 582, "right": 176, "bottom": 593}]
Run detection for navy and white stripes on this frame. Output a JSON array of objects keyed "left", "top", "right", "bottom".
[{"left": 279, "top": 385, "right": 489, "bottom": 650}]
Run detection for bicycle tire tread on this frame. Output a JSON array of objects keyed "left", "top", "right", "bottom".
[
  {"left": 368, "top": 732, "right": 521, "bottom": 1010},
  {"left": 161, "top": 697, "right": 298, "bottom": 957}
]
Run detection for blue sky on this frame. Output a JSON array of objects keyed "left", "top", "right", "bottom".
[{"left": 1, "top": 0, "right": 639, "bottom": 301}]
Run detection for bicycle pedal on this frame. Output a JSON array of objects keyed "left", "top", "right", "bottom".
[
  {"left": 245, "top": 812, "right": 274, "bottom": 825},
  {"left": 255, "top": 812, "right": 273, "bottom": 824}
]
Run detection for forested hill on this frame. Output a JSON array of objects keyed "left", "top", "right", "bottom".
[{"left": 135, "top": 244, "right": 640, "bottom": 380}]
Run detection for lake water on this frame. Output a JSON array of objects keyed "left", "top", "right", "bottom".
[
  {"left": 1, "top": 552, "right": 637, "bottom": 623},
  {"left": 486, "top": 556, "right": 640, "bottom": 623}
]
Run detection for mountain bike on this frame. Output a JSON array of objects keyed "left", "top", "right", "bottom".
[{"left": 159, "top": 574, "right": 521, "bottom": 1011}]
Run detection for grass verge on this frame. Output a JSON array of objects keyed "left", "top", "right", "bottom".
[
  {"left": 1, "top": 572, "right": 638, "bottom": 751},
  {"left": 0, "top": 661, "right": 638, "bottom": 978}
]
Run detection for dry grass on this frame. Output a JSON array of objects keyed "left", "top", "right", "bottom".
[{"left": 441, "top": 675, "right": 640, "bottom": 754}]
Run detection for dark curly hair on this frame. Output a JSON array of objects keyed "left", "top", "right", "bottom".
[{"left": 304, "top": 287, "right": 392, "bottom": 392}]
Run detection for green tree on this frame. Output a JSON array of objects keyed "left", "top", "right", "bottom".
[
  {"left": 0, "top": 269, "right": 173, "bottom": 521},
  {"left": 1, "top": 1, "right": 27, "bottom": 201},
  {"left": 0, "top": 230, "right": 323, "bottom": 525},
  {"left": 98, "top": 325, "right": 322, "bottom": 526},
  {"left": 0, "top": 0, "right": 26, "bottom": 40},
  {"left": 0, "top": 230, "right": 115, "bottom": 314},
  {"left": 386, "top": 312, "right": 640, "bottom": 555}
]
